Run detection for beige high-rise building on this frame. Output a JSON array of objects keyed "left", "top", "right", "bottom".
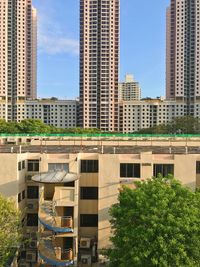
[
  {"left": 0, "top": 0, "right": 37, "bottom": 121},
  {"left": 166, "top": 0, "right": 200, "bottom": 115},
  {"left": 119, "top": 74, "right": 141, "bottom": 101},
  {"left": 79, "top": 0, "right": 120, "bottom": 132}
]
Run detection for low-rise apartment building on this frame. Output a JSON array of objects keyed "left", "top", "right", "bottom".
[
  {"left": 119, "top": 99, "right": 200, "bottom": 133},
  {"left": 3, "top": 99, "right": 78, "bottom": 128},
  {"left": 1, "top": 135, "right": 200, "bottom": 266}
]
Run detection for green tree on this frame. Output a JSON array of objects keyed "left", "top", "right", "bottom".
[
  {"left": 0, "top": 194, "right": 22, "bottom": 266},
  {"left": 17, "top": 119, "right": 52, "bottom": 134},
  {"left": 136, "top": 116, "right": 200, "bottom": 134},
  {"left": 108, "top": 176, "right": 200, "bottom": 267},
  {"left": 167, "top": 116, "right": 200, "bottom": 134}
]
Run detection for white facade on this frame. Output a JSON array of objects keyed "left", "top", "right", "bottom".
[
  {"left": 25, "top": 99, "right": 77, "bottom": 128},
  {"left": 119, "top": 99, "right": 195, "bottom": 133}
]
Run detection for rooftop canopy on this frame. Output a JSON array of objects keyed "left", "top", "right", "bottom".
[{"left": 32, "top": 171, "right": 78, "bottom": 184}]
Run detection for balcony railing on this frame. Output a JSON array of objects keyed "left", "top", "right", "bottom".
[
  {"left": 39, "top": 191, "right": 73, "bottom": 233},
  {"left": 39, "top": 237, "right": 74, "bottom": 267}
]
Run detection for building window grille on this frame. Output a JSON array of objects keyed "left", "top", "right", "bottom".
[
  {"left": 81, "top": 160, "right": 98, "bottom": 173},
  {"left": 80, "top": 214, "right": 98, "bottom": 227},
  {"left": 153, "top": 164, "right": 174, "bottom": 177},
  {"left": 120, "top": 163, "right": 140, "bottom": 178},
  {"left": 48, "top": 163, "right": 69, "bottom": 172},
  {"left": 80, "top": 187, "right": 98, "bottom": 199},
  {"left": 27, "top": 186, "right": 38, "bottom": 199},
  {"left": 28, "top": 160, "right": 39, "bottom": 172}
]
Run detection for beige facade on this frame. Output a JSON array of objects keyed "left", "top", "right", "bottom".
[
  {"left": 0, "top": 0, "right": 37, "bottom": 121},
  {"left": 119, "top": 74, "right": 141, "bottom": 101},
  {"left": 79, "top": 0, "right": 119, "bottom": 132},
  {"left": 0, "top": 136, "right": 200, "bottom": 266}
]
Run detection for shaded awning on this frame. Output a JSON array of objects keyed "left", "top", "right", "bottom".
[{"left": 32, "top": 171, "right": 78, "bottom": 184}]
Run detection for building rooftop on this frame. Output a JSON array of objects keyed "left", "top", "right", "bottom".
[{"left": 0, "top": 134, "right": 200, "bottom": 154}]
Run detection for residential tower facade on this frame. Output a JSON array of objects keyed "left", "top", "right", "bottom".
[
  {"left": 0, "top": 0, "right": 37, "bottom": 121},
  {"left": 79, "top": 0, "right": 119, "bottom": 131},
  {"left": 166, "top": 0, "right": 200, "bottom": 115},
  {"left": 119, "top": 74, "right": 141, "bottom": 101}
]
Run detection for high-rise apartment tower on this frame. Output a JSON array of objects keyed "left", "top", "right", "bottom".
[
  {"left": 166, "top": 0, "right": 200, "bottom": 115},
  {"left": 0, "top": 0, "right": 37, "bottom": 121},
  {"left": 119, "top": 74, "right": 141, "bottom": 101},
  {"left": 79, "top": 0, "right": 119, "bottom": 131}
]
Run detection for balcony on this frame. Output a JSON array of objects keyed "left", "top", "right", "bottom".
[
  {"left": 39, "top": 191, "right": 74, "bottom": 233},
  {"left": 39, "top": 237, "right": 74, "bottom": 267}
]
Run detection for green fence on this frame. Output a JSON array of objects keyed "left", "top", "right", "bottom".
[{"left": 1, "top": 133, "right": 200, "bottom": 138}]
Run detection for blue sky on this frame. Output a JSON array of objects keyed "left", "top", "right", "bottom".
[{"left": 33, "top": 0, "right": 170, "bottom": 99}]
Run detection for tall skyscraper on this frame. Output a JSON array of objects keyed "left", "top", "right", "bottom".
[
  {"left": 166, "top": 0, "right": 200, "bottom": 115},
  {"left": 79, "top": 0, "right": 119, "bottom": 131},
  {"left": 0, "top": 0, "right": 37, "bottom": 121}
]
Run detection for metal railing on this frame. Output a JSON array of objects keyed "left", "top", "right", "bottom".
[{"left": 39, "top": 191, "right": 73, "bottom": 233}]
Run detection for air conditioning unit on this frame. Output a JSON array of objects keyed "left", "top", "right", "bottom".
[
  {"left": 26, "top": 252, "right": 37, "bottom": 262},
  {"left": 80, "top": 238, "right": 91, "bottom": 249},
  {"left": 81, "top": 255, "right": 92, "bottom": 265}
]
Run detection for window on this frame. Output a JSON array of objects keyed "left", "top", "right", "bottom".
[
  {"left": 27, "top": 213, "right": 38, "bottom": 226},
  {"left": 80, "top": 214, "right": 98, "bottom": 227},
  {"left": 80, "top": 187, "right": 98, "bottom": 200},
  {"left": 27, "top": 186, "right": 38, "bottom": 199},
  {"left": 22, "top": 190, "right": 25, "bottom": 199},
  {"left": 196, "top": 161, "right": 200, "bottom": 174},
  {"left": 22, "top": 160, "right": 25, "bottom": 169},
  {"left": 153, "top": 164, "right": 174, "bottom": 177},
  {"left": 18, "top": 162, "right": 21, "bottom": 171},
  {"left": 81, "top": 160, "right": 98, "bottom": 173},
  {"left": 18, "top": 193, "right": 21, "bottom": 203},
  {"left": 48, "top": 163, "right": 69, "bottom": 172},
  {"left": 28, "top": 160, "right": 39, "bottom": 172},
  {"left": 120, "top": 163, "right": 140, "bottom": 178}
]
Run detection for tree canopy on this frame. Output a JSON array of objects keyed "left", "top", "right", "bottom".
[
  {"left": 0, "top": 119, "right": 101, "bottom": 134},
  {"left": 136, "top": 116, "right": 200, "bottom": 134},
  {"left": 108, "top": 176, "right": 200, "bottom": 267},
  {"left": 0, "top": 194, "right": 22, "bottom": 266}
]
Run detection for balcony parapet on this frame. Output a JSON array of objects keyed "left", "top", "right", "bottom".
[
  {"left": 39, "top": 191, "right": 74, "bottom": 233},
  {"left": 39, "top": 237, "right": 74, "bottom": 267}
]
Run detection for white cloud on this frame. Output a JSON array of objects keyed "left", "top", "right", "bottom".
[
  {"left": 39, "top": 34, "right": 79, "bottom": 55},
  {"left": 36, "top": 2, "right": 79, "bottom": 55}
]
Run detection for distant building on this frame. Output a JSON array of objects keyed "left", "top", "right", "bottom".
[
  {"left": 79, "top": 0, "right": 120, "bottom": 131},
  {"left": 119, "top": 74, "right": 141, "bottom": 101},
  {"left": 166, "top": 0, "right": 200, "bottom": 116},
  {"left": 25, "top": 99, "right": 78, "bottom": 128},
  {"left": 0, "top": 0, "right": 37, "bottom": 121},
  {"left": 119, "top": 98, "right": 194, "bottom": 133}
]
